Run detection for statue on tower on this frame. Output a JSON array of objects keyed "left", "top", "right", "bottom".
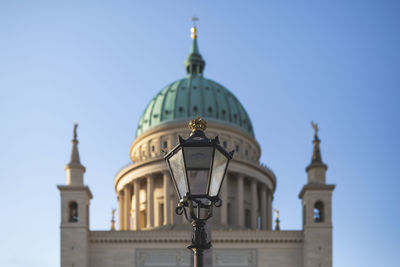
[
  {"left": 111, "top": 208, "right": 116, "bottom": 231},
  {"left": 274, "top": 209, "right": 280, "bottom": 231},
  {"left": 311, "top": 121, "right": 318, "bottom": 138},
  {"left": 73, "top": 123, "right": 78, "bottom": 141}
]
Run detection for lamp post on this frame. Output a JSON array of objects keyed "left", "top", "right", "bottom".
[{"left": 164, "top": 117, "right": 234, "bottom": 267}]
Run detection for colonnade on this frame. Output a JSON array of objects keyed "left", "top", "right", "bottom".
[
  {"left": 118, "top": 171, "right": 273, "bottom": 231},
  {"left": 218, "top": 173, "right": 273, "bottom": 230},
  {"left": 118, "top": 171, "right": 172, "bottom": 230}
]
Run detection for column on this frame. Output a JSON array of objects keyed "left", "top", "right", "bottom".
[
  {"left": 220, "top": 173, "right": 228, "bottom": 225},
  {"left": 172, "top": 191, "right": 179, "bottom": 225},
  {"left": 170, "top": 177, "right": 177, "bottom": 225},
  {"left": 163, "top": 171, "right": 171, "bottom": 225},
  {"left": 134, "top": 179, "right": 140, "bottom": 230},
  {"left": 123, "top": 184, "right": 132, "bottom": 230},
  {"left": 260, "top": 185, "right": 267, "bottom": 230},
  {"left": 146, "top": 175, "right": 154, "bottom": 228},
  {"left": 118, "top": 190, "right": 124, "bottom": 230},
  {"left": 147, "top": 141, "right": 151, "bottom": 160},
  {"left": 251, "top": 179, "right": 258, "bottom": 229},
  {"left": 158, "top": 136, "right": 162, "bottom": 157},
  {"left": 267, "top": 189, "right": 273, "bottom": 230},
  {"left": 237, "top": 174, "right": 244, "bottom": 227},
  {"left": 167, "top": 135, "right": 173, "bottom": 150}
]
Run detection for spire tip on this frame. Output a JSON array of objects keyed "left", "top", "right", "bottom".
[
  {"left": 66, "top": 122, "right": 85, "bottom": 171},
  {"left": 308, "top": 121, "right": 326, "bottom": 167}
]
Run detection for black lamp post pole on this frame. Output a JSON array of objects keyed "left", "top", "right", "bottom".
[
  {"left": 191, "top": 221, "right": 205, "bottom": 267},
  {"left": 187, "top": 205, "right": 211, "bottom": 267}
]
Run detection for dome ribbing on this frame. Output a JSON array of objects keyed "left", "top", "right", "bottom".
[{"left": 136, "top": 76, "right": 254, "bottom": 137}]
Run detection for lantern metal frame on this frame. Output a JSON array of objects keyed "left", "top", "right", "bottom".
[{"left": 163, "top": 118, "right": 233, "bottom": 267}]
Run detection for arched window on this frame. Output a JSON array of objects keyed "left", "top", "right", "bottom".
[
  {"left": 69, "top": 201, "right": 78, "bottom": 222},
  {"left": 314, "top": 201, "right": 324, "bottom": 222}
]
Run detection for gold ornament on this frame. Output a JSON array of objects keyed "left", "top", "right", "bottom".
[
  {"left": 188, "top": 116, "right": 207, "bottom": 132},
  {"left": 190, "top": 26, "right": 197, "bottom": 39}
]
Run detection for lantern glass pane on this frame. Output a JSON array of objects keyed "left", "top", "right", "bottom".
[
  {"left": 183, "top": 146, "right": 213, "bottom": 195},
  {"left": 187, "top": 170, "right": 209, "bottom": 195},
  {"left": 168, "top": 149, "right": 187, "bottom": 199},
  {"left": 209, "top": 148, "right": 229, "bottom": 197}
]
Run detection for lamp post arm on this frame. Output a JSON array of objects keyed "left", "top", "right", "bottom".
[{"left": 177, "top": 195, "right": 220, "bottom": 222}]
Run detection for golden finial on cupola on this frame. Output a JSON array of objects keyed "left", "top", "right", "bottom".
[
  {"left": 190, "top": 16, "right": 199, "bottom": 39},
  {"left": 191, "top": 27, "right": 197, "bottom": 39}
]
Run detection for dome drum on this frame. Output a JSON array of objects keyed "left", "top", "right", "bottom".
[{"left": 114, "top": 160, "right": 275, "bottom": 231}]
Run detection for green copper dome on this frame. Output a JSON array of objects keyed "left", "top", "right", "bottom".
[{"left": 136, "top": 27, "right": 254, "bottom": 137}]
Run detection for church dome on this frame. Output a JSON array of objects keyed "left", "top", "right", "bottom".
[
  {"left": 136, "top": 27, "right": 254, "bottom": 137},
  {"left": 136, "top": 76, "right": 254, "bottom": 137}
]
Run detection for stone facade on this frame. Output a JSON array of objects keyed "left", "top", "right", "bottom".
[
  {"left": 59, "top": 119, "right": 334, "bottom": 267},
  {"left": 58, "top": 27, "right": 335, "bottom": 267},
  {"left": 88, "top": 230, "right": 304, "bottom": 267}
]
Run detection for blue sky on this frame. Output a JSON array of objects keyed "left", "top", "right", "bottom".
[{"left": 0, "top": 1, "right": 399, "bottom": 266}]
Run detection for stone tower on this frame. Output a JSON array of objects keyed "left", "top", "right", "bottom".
[
  {"left": 58, "top": 124, "right": 92, "bottom": 267},
  {"left": 299, "top": 123, "right": 335, "bottom": 267}
]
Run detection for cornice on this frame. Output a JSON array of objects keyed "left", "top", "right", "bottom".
[
  {"left": 89, "top": 230, "right": 303, "bottom": 244},
  {"left": 60, "top": 225, "right": 89, "bottom": 229},
  {"left": 303, "top": 224, "right": 333, "bottom": 230},
  {"left": 305, "top": 162, "right": 328, "bottom": 172},
  {"left": 57, "top": 185, "right": 93, "bottom": 199},
  {"left": 298, "top": 183, "right": 335, "bottom": 199}
]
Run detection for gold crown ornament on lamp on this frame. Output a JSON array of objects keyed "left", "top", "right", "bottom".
[{"left": 188, "top": 116, "right": 207, "bottom": 133}]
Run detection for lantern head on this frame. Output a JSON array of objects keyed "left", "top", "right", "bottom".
[{"left": 164, "top": 117, "right": 234, "bottom": 202}]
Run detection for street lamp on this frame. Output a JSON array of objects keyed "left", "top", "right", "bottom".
[{"left": 164, "top": 117, "right": 234, "bottom": 267}]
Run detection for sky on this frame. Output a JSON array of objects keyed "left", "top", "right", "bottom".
[{"left": 0, "top": 0, "right": 399, "bottom": 266}]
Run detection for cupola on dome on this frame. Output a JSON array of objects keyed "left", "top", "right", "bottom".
[{"left": 136, "top": 26, "right": 254, "bottom": 137}]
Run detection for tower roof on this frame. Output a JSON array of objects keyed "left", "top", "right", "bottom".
[
  {"left": 65, "top": 123, "right": 85, "bottom": 171},
  {"left": 136, "top": 25, "right": 254, "bottom": 137},
  {"left": 306, "top": 121, "right": 327, "bottom": 172}
]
